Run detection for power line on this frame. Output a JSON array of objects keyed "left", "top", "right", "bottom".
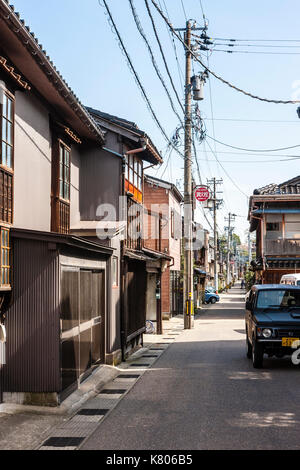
[
  {"left": 159, "top": 0, "right": 185, "bottom": 93},
  {"left": 214, "top": 42, "right": 300, "bottom": 49},
  {"left": 206, "top": 135, "right": 300, "bottom": 152},
  {"left": 196, "top": 157, "right": 300, "bottom": 163},
  {"left": 214, "top": 37, "right": 300, "bottom": 43},
  {"left": 192, "top": 128, "right": 223, "bottom": 233},
  {"left": 196, "top": 149, "right": 300, "bottom": 158},
  {"left": 199, "top": 0, "right": 205, "bottom": 20},
  {"left": 180, "top": 0, "right": 188, "bottom": 20},
  {"left": 150, "top": 0, "right": 300, "bottom": 104},
  {"left": 101, "top": 0, "right": 186, "bottom": 161},
  {"left": 128, "top": 0, "right": 183, "bottom": 125},
  {"left": 159, "top": 147, "right": 173, "bottom": 178},
  {"left": 213, "top": 48, "right": 300, "bottom": 56},
  {"left": 205, "top": 139, "right": 249, "bottom": 199},
  {"left": 206, "top": 52, "right": 231, "bottom": 213},
  {"left": 144, "top": 0, "right": 184, "bottom": 112},
  {"left": 205, "top": 118, "right": 300, "bottom": 123}
]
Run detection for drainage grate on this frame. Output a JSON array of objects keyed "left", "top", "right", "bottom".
[
  {"left": 77, "top": 409, "right": 109, "bottom": 416},
  {"left": 42, "top": 437, "right": 84, "bottom": 448},
  {"left": 117, "top": 374, "right": 140, "bottom": 379},
  {"left": 142, "top": 355, "right": 159, "bottom": 358},
  {"left": 99, "top": 389, "right": 127, "bottom": 394},
  {"left": 130, "top": 363, "right": 150, "bottom": 367}
]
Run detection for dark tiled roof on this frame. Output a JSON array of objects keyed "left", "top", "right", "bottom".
[
  {"left": 86, "top": 108, "right": 141, "bottom": 134},
  {"left": 253, "top": 175, "right": 300, "bottom": 195},
  {"left": 0, "top": 0, "right": 104, "bottom": 142},
  {"left": 87, "top": 107, "right": 162, "bottom": 163}
]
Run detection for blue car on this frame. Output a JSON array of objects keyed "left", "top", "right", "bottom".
[{"left": 205, "top": 290, "right": 220, "bottom": 304}]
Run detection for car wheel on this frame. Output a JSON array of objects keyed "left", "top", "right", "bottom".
[
  {"left": 252, "top": 338, "right": 264, "bottom": 368},
  {"left": 210, "top": 297, "right": 217, "bottom": 304}
]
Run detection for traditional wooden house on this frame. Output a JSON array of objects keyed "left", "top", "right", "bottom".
[
  {"left": 143, "top": 175, "right": 183, "bottom": 321},
  {"left": 86, "top": 109, "right": 167, "bottom": 354},
  {"left": 248, "top": 176, "right": 300, "bottom": 284},
  {"left": 0, "top": 0, "right": 135, "bottom": 405}
]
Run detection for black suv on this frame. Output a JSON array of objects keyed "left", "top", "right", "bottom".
[{"left": 245, "top": 284, "right": 300, "bottom": 368}]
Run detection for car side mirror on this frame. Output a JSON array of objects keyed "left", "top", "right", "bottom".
[{"left": 245, "top": 301, "right": 252, "bottom": 311}]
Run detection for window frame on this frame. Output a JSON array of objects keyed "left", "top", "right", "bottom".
[
  {"left": 0, "top": 85, "right": 14, "bottom": 226},
  {"left": 126, "top": 155, "right": 143, "bottom": 191},
  {"left": 51, "top": 137, "right": 71, "bottom": 234},
  {"left": 0, "top": 87, "right": 15, "bottom": 173},
  {"left": 0, "top": 226, "right": 10, "bottom": 290},
  {"left": 170, "top": 209, "right": 175, "bottom": 239},
  {"left": 58, "top": 140, "right": 71, "bottom": 203}
]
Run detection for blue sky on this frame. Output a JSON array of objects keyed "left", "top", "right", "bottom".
[{"left": 10, "top": 0, "right": 300, "bottom": 241}]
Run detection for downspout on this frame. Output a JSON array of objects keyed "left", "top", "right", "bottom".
[{"left": 120, "top": 154, "right": 126, "bottom": 361}]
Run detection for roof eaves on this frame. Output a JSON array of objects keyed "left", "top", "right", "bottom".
[
  {"left": 87, "top": 106, "right": 162, "bottom": 163},
  {"left": 0, "top": 0, "right": 104, "bottom": 143},
  {"left": 145, "top": 174, "right": 183, "bottom": 201}
]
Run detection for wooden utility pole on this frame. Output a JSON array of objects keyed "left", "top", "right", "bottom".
[
  {"left": 207, "top": 178, "right": 223, "bottom": 292},
  {"left": 183, "top": 20, "right": 193, "bottom": 329},
  {"left": 226, "top": 212, "right": 236, "bottom": 286},
  {"left": 174, "top": 20, "right": 206, "bottom": 329}
]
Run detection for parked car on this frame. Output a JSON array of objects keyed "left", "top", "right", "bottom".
[
  {"left": 280, "top": 273, "right": 300, "bottom": 287},
  {"left": 206, "top": 286, "right": 218, "bottom": 294},
  {"left": 245, "top": 284, "right": 300, "bottom": 368},
  {"left": 205, "top": 290, "right": 220, "bottom": 304}
]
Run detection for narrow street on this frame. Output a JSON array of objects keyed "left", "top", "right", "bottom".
[{"left": 81, "top": 284, "right": 300, "bottom": 451}]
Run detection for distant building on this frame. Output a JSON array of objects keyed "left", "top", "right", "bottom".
[
  {"left": 144, "top": 175, "right": 183, "bottom": 322},
  {"left": 248, "top": 176, "right": 300, "bottom": 283}
]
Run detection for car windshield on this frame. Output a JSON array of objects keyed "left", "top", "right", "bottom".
[{"left": 257, "top": 289, "right": 300, "bottom": 309}]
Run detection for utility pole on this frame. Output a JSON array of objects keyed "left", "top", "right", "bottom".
[
  {"left": 175, "top": 20, "right": 206, "bottom": 329},
  {"left": 207, "top": 178, "right": 223, "bottom": 292},
  {"left": 183, "top": 20, "right": 193, "bottom": 329},
  {"left": 248, "top": 231, "right": 252, "bottom": 267},
  {"left": 225, "top": 213, "right": 236, "bottom": 286}
]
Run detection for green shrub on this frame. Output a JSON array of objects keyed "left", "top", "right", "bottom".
[{"left": 245, "top": 271, "right": 256, "bottom": 291}]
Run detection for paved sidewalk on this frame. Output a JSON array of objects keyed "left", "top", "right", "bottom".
[{"left": 0, "top": 315, "right": 184, "bottom": 450}]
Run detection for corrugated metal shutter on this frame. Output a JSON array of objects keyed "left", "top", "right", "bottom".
[{"left": 2, "top": 238, "right": 60, "bottom": 392}]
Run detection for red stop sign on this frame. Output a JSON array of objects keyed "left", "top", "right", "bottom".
[{"left": 195, "top": 186, "right": 210, "bottom": 202}]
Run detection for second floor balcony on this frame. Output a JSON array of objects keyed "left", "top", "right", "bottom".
[{"left": 265, "top": 238, "right": 300, "bottom": 256}]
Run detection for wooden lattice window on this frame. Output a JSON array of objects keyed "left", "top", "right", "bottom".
[
  {"left": 0, "top": 227, "right": 10, "bottom": 288},
  {"left": 59, "top": 143, "right": 70, "bottom": 201},
  {"left": 0, "top": 88, "right": 14, "bottom": 225},
  {"left": 51, "top": 139, "right": 71, "bottom": 234}
]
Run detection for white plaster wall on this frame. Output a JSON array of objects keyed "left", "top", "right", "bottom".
[
  {"left": 14, "top": 91, "right": 52, "bottom": 231},
  {"left": 169, "top": 192, "right": 182, "bottom": 271}
]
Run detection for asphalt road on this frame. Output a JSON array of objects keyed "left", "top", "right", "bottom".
[{"left": 82, "top": 285, "right": 300, "bottom": 450}]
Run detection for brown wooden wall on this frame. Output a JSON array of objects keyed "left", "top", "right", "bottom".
[{"left": 263, "top": 269, "right": 298, "bottom": 284}]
